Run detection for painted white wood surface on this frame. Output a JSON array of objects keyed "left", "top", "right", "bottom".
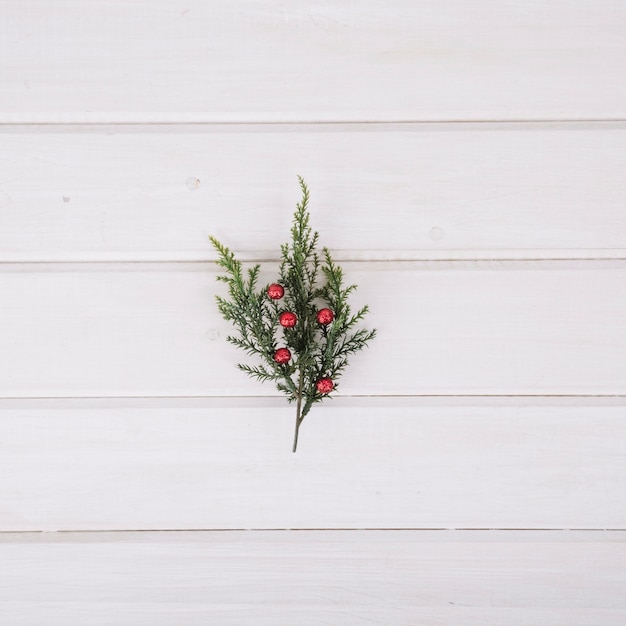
[
  {"left": 1, "top": 125, "right": 626, "bottom": 261},
  {"left": 1, "top": 262, "right": 625, "bottom": 397},
  {"left": 2, "top": 1, "right": 626, "bottom": 121},
  {"left": 0, "top": 402, "right": 624, "bottom": 531},
  {"left": 2, "top": 2, "right": 625, "bottom": 621},
  {"left": 1, "top": 531, "right": 624, "bottom": 626}
]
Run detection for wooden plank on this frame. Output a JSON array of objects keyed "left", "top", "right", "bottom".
[
  {"left": 0, "top": 531, "right": 624, "bottom": 625},
  {"left": 0, "top": 403, "right": 624, "bottom": 530},
  {"left": 1, "top": 262, "right": 625, "bottom": 397},
  {"left": 2, "top": 125, "right": 626, "bottom": 261},
  {"left": 1, "top": 1, "right": 626, "bottom": 121}
]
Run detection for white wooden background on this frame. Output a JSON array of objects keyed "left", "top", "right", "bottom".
[{"left": 1, "top": 1, "right": 625, "bottom": 624}]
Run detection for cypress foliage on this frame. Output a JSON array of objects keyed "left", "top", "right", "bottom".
[{"left": 209, "top": 177, "right": 376, "bottom": 452}]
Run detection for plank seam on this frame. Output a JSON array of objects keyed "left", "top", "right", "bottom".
[
  {"left": 1, "top": 528, "right": 625, "bottom": 534},
  {"left": 2, "top": 118, "right": 626, "bottom": 127},
  {"left": 1, "top": 394, "right": 625, "bottom": 399},
  {"left": 3, "top": 257, "right": 626, "bottom": 265}
]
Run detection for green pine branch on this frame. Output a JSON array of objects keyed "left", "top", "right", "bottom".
[{"left": 209, "top": 176, "right": 376, "bottom": 451}]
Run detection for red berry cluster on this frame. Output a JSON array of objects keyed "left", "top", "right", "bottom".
[
  {"left": 268, "top": 283, "right": 335, "bottom": 393},
  {"left": 270, "top": 284, "right": 293, "bottom": 365}
]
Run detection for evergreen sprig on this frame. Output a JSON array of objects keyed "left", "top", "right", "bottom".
[{"left": 209, "top": 177, "right": 376, "bottom": 451}]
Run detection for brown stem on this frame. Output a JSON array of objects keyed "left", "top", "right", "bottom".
[{"left": 292, "top": 369, "right": 304, "bottom": 453}]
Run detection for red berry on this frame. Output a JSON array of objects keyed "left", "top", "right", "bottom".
[
  {"left": 267, "top": 283, "right": 284, "bottom": 300},
  {"left": 316, "top": 308, "right": 334, "bottom": 325},
  {"left": 279, "top": 311, "right": 297, "bottom": 328},
  {"left": 273, "top": 348, "right": 291, "bottom": 364},
  {"left": 316, "top": 377, "right": 334, "bottom": 394}
]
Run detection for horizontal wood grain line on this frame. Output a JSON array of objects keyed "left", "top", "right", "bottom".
[
  {"left": 1, "top": 529, "right": 625, "bottom": 541},
  {"left": 1, "top": 395, "right": 626, "bottom": 405},
  {"left": 2, "top": 606, "right": 621, "bottom": 626},
  {"left": 1, "top": 405, "right": 624, "bottom": 531},
  {"left": 3, "top": 118, "right": 626, "bottom": 128},
  {"left": 2, "top": 527, "right": 626, "bottom": 535},
  {"left": 0, "top": 530, "right": 624, "bottom": 625},
  {"left": 3, "top": 252, "right": 626, "bottom": 264},
  {"left": 2, "top": 259, "right": 626, "bottom": 271}
]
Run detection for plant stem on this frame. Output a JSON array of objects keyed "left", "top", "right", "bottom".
[{"left": 292, "top": 369, "right": 304, "bottom": 453}]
